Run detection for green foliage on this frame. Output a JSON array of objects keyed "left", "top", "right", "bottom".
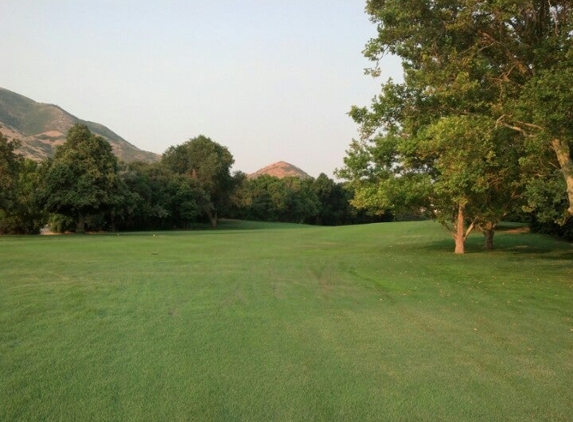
[
  {"left": 522, "top": 169, "right": 570, "bottom": 224},
  {"left": 338, "top": 114, "right": 521, "bottom": 252},
  {"left": 515, "top": 65, "right": 573, "bottom": 216},
  {"left": 36, "top": 124, "right": 125, "bottom": 233},
  {"left": 341, "top": 0, "right": 573, "bottom": 248},
  {"left": 0, "top": 159, "right": 45, "bottom": 234},
  {"left": 518, "top": 67, "right": 573, "bottom": 141},
  {"left": 162, "top": 135, "right": 234, "bottom": 227},
  {"left": 0, "top": 131, "right": 21, "bottom": 214},
  {"left": 0, "top": 134, "right": 44, "bottom": 234},
  {"left": 230, "top": 175, "right": 318, "bottom": 223},
  {"left": 229, "top": 174, "right": 381, "bottom": 226},
  {"left": 46, "top": 213, "right": 75, "bottom": 233},
  {"left": 310, "top": 173, "right": 357, "bottom": 225},
  {"left": 112, "top": 162, "right": 206, "bottom": 231}
]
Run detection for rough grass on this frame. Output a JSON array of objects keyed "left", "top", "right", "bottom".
[{"left": 1, "top": 220, "right": 572, "bottom": 421}]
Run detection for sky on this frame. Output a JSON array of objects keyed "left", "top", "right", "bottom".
[{"left": 1, "top": 0, "right": 403, "bottom": 178}]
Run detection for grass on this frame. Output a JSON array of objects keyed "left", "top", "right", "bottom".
[{"left": 1, "top": 220, "right": 572, "bottom": 421}]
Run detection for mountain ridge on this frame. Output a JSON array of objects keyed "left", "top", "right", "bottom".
[{"left": 0, "top": 87, "right": 160, "bottom": 163}]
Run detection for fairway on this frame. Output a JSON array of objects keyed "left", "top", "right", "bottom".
[{"left": 1, "top": 221, "right": 572, "bottom": 421}]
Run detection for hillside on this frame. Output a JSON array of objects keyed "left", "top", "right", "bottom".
[
  {"left": 249, "top": 161, "right": 311, "bottom": 179},
  {"left": 0, "top": 87, "right": 160, "bottom": 163}
]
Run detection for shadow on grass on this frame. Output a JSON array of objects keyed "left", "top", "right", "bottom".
[
  {"left": 113, "top": 219, "right": 318, "bottom": 236},
  {"left": 216, "top": 219, "right": 317, "bottom": 231},
  {"left": 420, "top": 230, "right": 573, "bottom": 261},
  {"left": 423, "top": 222, "right": 573, "bottom": 260}
]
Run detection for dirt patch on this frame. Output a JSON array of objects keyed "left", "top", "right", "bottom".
[
  {"left": 504, "top": 227, "right": 530, "bottom": 234},
  {"left": 39, "top": 130, "right": 64, "bottom": 138},
  {"left": 40, "top": 226, "right": 58, "bottom": 235}
]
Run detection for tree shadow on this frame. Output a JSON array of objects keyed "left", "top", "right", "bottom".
[
  {"left": 419, "top": 230, "right": 573, "bottom": 260},
  {"left": 216, "top": 219, "right": 316, "bottom": 231}
]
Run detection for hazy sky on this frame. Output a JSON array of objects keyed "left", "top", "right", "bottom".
[{"left": 1, "top": 0, "right": 402, "bottom": 177}]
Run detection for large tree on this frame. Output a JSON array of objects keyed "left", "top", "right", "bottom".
[
  {"left": 340, "top": 0, "right": 570, "bottom": 252},
  {"left": 338, "top": 120, "right": 521, "bottom": 253},
  {"left": 311, "top": 174, "right": 356, "bottom": 226},
  {"left": 481, "top": 1, "right": 573, "bottom": 217},
  {"left": 362, "top": 0, "right": 573, "bottom": 217},
  {"left": 162, "top": 135, "right": 234, "bottom": 228},
  {"left": 37, "top": 124, "right": 124, "bottom": 233}
]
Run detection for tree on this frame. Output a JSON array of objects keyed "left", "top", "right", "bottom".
[
  {"left": 227, "top": 174, "right": 320, "bottom": 224},
  {"left": 360, "top": 0, "right": 573, "bottom": 216},
  {"left": 311, "top": 174, "right": 357, "bottom": 226},
  {"left": 340, "top": 79, "right": 518, "bottom": 253},
  {"left": 114, "top": 161, "right": 166, "bottom": 230},
  {"left": 339, "top": 0, "right": 569, "bottom": 252},
  {"left": 516, "top": 66, "right": 573, "bottom": 218},
  {"left": 1, "top": 159, "right": 46, "bottom": 234},
  {"left": 408, "top": 114, "right": 523, "bottom": 251},
  {"left": 280, "top": 177, "right": 320, "bottom": 224},
  {"left": 37, "top": 124, "right": 124, "bottom": 233},
  {"left": 162, "top": 135, "right": 234, "bottom": 228},
  {"left": 0, "top": 133, "right": 45, "bottom": 234},
  {"left": 0, "top": 131, "right": 21, "bottom": 215},
  {"left": 479, "top": 2, "right": 573, "bottom": 218}
]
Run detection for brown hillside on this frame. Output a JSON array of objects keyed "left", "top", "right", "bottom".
[
  {"left": 0, "top": 87, "right": 160, "bottom": 163},
  {"left": 249, "top": 161, "right": 311, "bottom": 179}
]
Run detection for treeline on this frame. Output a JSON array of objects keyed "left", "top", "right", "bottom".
[
  {"left": 228, "top": 173, "right": 388, "bottom": 226},
  {"left": 0, "top": 124, "right": 385, "bottom": 235}
]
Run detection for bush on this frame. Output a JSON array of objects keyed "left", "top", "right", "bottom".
[{"left": 530, "top": 217, "right": 573, "bottom": 241}]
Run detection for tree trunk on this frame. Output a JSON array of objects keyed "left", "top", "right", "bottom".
[
  {"left": 208, "top": 211, "right": 217, "bottom": 229},
  {"left": 481, "top": 221, "right": 496, "bottom": 250},
  {"left": 202, "top": 205, "right": 217, "bottom": 228},
  {"left": 453, "top": 204, "right": 465, "bottom": 254},
  {"left": 483, "top": 228, "right": 494, "bottom": 250},
  {"left": 76, "top": 213, "right": 86, "bottom": 234},
  {"left": 551, "top": 138, "right": 573, "bottom": 216},
  {"left": 110, "top": 212, "right": 117, "bottom": 232}
]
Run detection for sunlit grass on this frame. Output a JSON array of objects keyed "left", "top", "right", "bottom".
[{"left": 1, "top": 220, "right": 572, "bottom": 421}]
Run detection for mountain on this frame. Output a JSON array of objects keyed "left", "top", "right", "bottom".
[
  {"left": 249, "top": 161, "right": 311, "bottom": 179},
  {"left": 0, "top": 87, "right": 160, "bottom": 163}
]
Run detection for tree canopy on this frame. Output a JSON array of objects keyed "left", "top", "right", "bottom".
[
  {"left": 37, "top": 124, "right": 125, "bottom": 233},
  {"left": 0, "top": 131, "right": 23, "bottom": 213},
  {"left": 338, "top": 0, "right": 573, "bottom": 253},
  {"left": 162, "top": 135, "right": 235, "bottom": 228}
]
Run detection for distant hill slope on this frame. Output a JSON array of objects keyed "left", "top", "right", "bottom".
[
  {"left": 249, "top": 161, "right": 311, "bottom": 179},
  {"left": 0, "top": 87, "right": 160, "bottom": 163}
]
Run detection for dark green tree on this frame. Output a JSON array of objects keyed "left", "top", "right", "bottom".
[
  {"left": 37, "top": 124, "right": 125, "bottom": 233},
  {"left": 0, "top": 131, "right": 21, "bottom": 215},
  {"left": 311, "top": 173, "right": 357, "bottom": 226},
  {"left": 108, "top": 161, "right": 206, "bottom": 231},
  {"left": 0, "top": 133, "right": 45, "bottom": 234},
  {"left": 228, "top": 175, "right": 320, "bottom": 224},
  {"left": 162, "top": 135, "right": 234, "bottom": 228},
  {"left": 3, "top": 159, "right": 46, "bottom": 234},
  {"left": 279, "top": 177, "right": 319, "bottom": 224},
  {"left": 115, "top": 161, "right": 166, "bottom": 230}
]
